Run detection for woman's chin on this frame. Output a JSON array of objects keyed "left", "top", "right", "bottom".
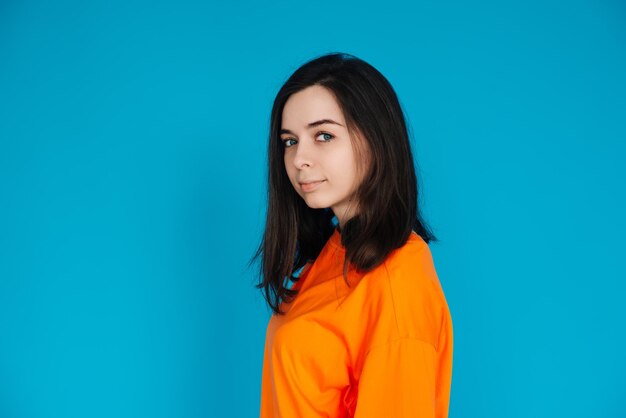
[{"left": 301, "top": 196, "right": 330, "bottom": 209}]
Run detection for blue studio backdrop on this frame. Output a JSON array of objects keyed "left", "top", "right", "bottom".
[{"left": 1, "top": 0, "right": 625, "bottom": 417}]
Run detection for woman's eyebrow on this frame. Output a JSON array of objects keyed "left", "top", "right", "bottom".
[{"left": 280, "top": 119, "right": 344, "bottom": 135}]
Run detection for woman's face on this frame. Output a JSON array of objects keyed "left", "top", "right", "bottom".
[{"left": 280, "top": 85, "right": 369, "bottom": 228}]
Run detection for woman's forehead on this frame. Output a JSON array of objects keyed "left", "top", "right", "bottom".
[{"left": 282, "top": 86, "right": 345, "bottom": 128}]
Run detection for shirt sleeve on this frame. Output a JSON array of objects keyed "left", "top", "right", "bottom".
[{"left": 353, "top": 311, "right": 453, "bottom": 418}]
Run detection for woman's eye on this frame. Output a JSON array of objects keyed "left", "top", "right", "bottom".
[
  {"left": 282, "top": 138, "right": 297, "bottom": 148},
  {"left": 282, "top": 133, "right": 333, "bottom": 148},
  {"left": 316, "top": 132, "right": 334, "bottom": 142}
]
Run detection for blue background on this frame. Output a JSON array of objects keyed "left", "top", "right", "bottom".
[{"left": 1, "top": 0, "right": 625, "bottom": 417}]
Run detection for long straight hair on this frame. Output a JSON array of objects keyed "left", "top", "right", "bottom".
[{"left": 249, "top": 52, "right": 437, "bottom": 315}]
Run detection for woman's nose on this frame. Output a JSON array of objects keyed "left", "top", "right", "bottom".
[{"left": 292, "top": 140, "right": 314, "bottom": 169}]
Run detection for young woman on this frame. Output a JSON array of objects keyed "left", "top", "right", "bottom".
[{"left": 250, "top": 52, "right": 453, "bottom": 418}]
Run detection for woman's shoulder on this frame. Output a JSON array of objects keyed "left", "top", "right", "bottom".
[
  {"left": 378, "top": 231, "right": 446, "bottom": 304},
  {"left": 385, "top": 231, "right": 437, "bottom": 274},
  {"left": 356, "top": 231, "right": 449, "bottom": 349},
  {"left": 355, "top": 231, "right": 445, "bottom": 305}
]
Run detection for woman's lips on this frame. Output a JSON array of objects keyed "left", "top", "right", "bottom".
[{"left": 299, "top": 180, "right": 326, "bottom": 193}]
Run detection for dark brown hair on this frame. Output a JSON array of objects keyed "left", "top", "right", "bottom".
[{"left": 248, "top": 52, "right": 437, "bottom": 315}]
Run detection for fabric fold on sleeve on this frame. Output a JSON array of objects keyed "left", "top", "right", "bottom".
[{"left": 353, "top": 334, "right": 452, "bottom": 418}]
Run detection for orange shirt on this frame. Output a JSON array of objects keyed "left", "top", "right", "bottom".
[{"left": 259, "top": 227, "right": 453, "bottom": 417}]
